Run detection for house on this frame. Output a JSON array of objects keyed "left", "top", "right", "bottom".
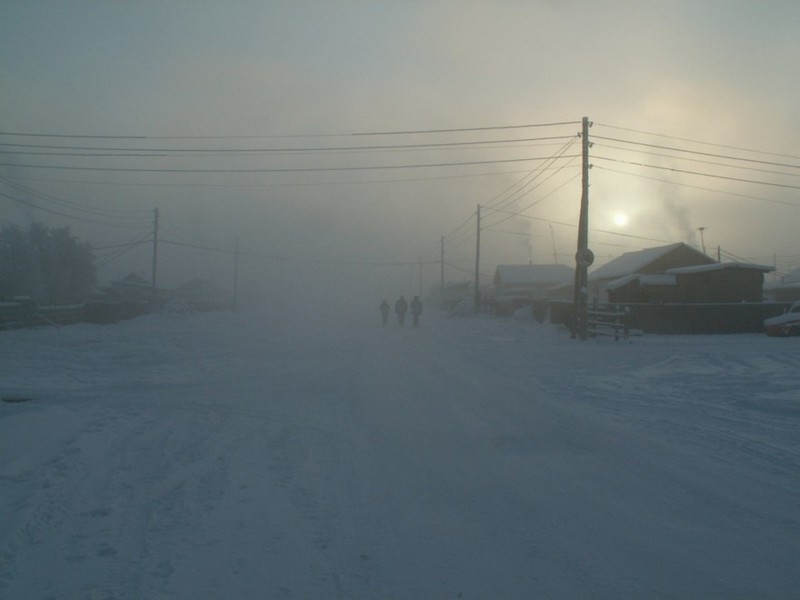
[
  {"left": 109, "top": 272, "right": 153, "bottom": 302},
  {"left": 765, "top": 267, "right": 800, "bottom": 302},
  {"left": 668, "top": 262, "right": 774, "bottom": 303},
  {"left": 430, "top": 281, "right": 472, "bottom": 310},
  {"left": 489, "top": 264, "right": 574, "bottom": 316},
  {"left": 605, "top": 274, "right": 678, "bottom": 304},
  {"left": 492, "top": 264, "right": 574, "bottom": 296},
  {"left": 589, "top": 243, "right": 715, "bottom": 303}
]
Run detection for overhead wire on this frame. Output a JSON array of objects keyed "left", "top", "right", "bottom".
[
  {"left": 0, "top": 177, "right": 152, "bottom": 218},
  {"left": 592, "top": 141, "right": 800, "bottom": 180},
  {"left": 592, "top": 155, "right": 800, "bottom": 190},
  {"left": 0, "top": 154, "right": 583, "bottom": 174},
  {"left": 0, "top": 120, "right": 582, "bottom": 140},
  {"left": 94, "top": 230, "right": 153, "bottom": 269},
  {"left": 592, "top": 165, "right": 800, "bottom": 209},
  {"left": 592, "top": 135, "right": 800, "bottom": 170},
  {"left": 0, "top": 134, "right": 577, "bottom": 155},
  {"left": 0, "top": 189, "right": 150, "bottom": 228},
  {"left": 593, "top": 122, "right": 800, "bottom": 162},
  {"left": 442, "top": 131, "right": 582, "bottom": 256}
]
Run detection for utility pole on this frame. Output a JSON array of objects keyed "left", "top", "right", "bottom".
[
  {"left": 233, "top": 237, "right": 239, "bottom": 310},
  {"left": 549, "top": 222, "right": 558, "bottom": 264},
  {"left": 418, "top": 258, "right": 423, "bottom": 297},
  {"left": 572, "top": 117, "right": 593, "bottom": 340},
  {"left": 474, "top": 204, "right": 481, "bottom": 313},
  {"left": 698, "top": 226, "right": 707, "bottom": 254},
  {"left": 151, "top": 207, "right": 159, "bottom": 303},
  {"left": 440, "top": 235, "right": 445, "bottom": 310}
]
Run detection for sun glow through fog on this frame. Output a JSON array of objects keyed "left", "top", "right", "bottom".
[{"left": 613, "top": 213, "right": 629, "bottom": 227}]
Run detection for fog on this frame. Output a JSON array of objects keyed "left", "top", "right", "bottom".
[{"left": 2, "top": 1, "right": 799, "bottom": 307}]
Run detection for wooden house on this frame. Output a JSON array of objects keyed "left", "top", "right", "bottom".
[
  {"left": 109, "top": 272, "right": 152, "bottom": 302},
  {"left": 668, "top": 262, "right": 774, "bottom": 303},
  {"left": 589, "top": 243, "right": 715, "bottom": 303},
  {"left": 492, "top": 264, "right": 574, "bottom": 297},
  {"left": 765, "top": 267, "right": 800, "bottom": 302}
]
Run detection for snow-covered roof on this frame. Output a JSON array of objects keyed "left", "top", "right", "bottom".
[
  {"left": 667, "top": 262, "right": 774, "bottom": 275},
  {"left": 589, "top": 243, "right": 689, "bottom": 280},
  {"left": 604, "top": 273, "right": 676, "bottom": 291},
  {"left": 494, "top": 264, "right": 574, "bottom": 286},
  {"left": 590, "top": 242, "right": 681, "bottom": 279}
]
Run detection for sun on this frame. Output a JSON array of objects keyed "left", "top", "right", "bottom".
[{"left": 613, "top": 213, "right": 629, "bottom": 227}]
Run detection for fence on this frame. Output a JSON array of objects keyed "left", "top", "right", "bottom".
[
  {"left": 587, "top": 307, "right": 642, "bottom": 341},
  {"left": 0, "top": 301, "right": 151, "bottom": 331},
  {"left": 0, "top": 302, "right": 85, "bottom": 330},
  {"left": 550, "top": 301, "right": 791, "bottom": 334}
]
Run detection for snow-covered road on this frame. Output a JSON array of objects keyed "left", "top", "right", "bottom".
[{"left": 2, "top": 309, "right": 799, "bottom": 599}]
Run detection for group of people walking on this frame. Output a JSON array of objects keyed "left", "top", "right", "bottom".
[{"left": 380, "top": 295, "right": 422, "bottom": 327}]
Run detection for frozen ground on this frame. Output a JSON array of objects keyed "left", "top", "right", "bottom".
[{"left": 1, "top": 307, "right": 799, "bottom": 599}]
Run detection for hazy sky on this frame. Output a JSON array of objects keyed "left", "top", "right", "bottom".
[{"left": 2, "top": 1, "right": 799, "bottom": 306}]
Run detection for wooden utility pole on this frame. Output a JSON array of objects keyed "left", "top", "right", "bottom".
[
  {"left": 572, "top": 117, "right": 593, "bottom": 340},
  {"left": 233, "top": 237, "right": 239, "bottom": 310},
  {"left": 418, "top": 258, "right": 423, "bottom": 297},
  {"left": 151, "top": 207, "right": 159, "bottom": 301},
  {"left": 474, "top": 204, "right": 481, "bottom": 313},
  {"left": 440, "top": 235, "right": 445, "bottom": 309}
]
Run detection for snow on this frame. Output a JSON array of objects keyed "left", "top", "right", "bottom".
[{"left": 1, "top": 307, "right": 799, "bottom": 599}]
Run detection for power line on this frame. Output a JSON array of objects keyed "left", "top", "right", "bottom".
[
  {"left": 593, "top": 155, "right": 800, "bottom": 190},
  {"left": 592, "top": 135, "right": 800, "bottom": 170},
  {"left": 159, "top": 238, "right": 441, "bottom": 268},
  {"left": 0, "top": 177, "right": 152, "bottom": 217},
  {"left": 0, "top": 189, "right": 150, "bottom": 228},
  {"left": 594, "top": 122, "right": 800, "bottom": 162},
  {"left": 484, "top": 136, "right": 580, "bottom": 214},
  {"left": 0, "top": 134, "right": 577, "bottom": 154},
  {"left": 93, "top": 230, "right": 153, "bottom": 268},
  {"left": 592, "top": 165, "right": 800, "bottom": 209},
  {"left": 353, "top": 120, "right": 582, "bottom": 136},
  {"left": 592, "top": 141, "right": 800, "bottom": 180},
  {"left": 0, "top": 120, "right": 581, "bottom": 141},
  {"left": 0, "top": 155, "right": 582, "bottom": 174},
  {"left": 2, "top": 166, "right": 570, "bottom": 189},
  {"left": 481, "top": 171, "right": 581, "bottom": 231}
]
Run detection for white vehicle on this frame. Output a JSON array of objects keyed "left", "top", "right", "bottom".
[{"left": 764, "top": 301, "right": 800, "bottom": 337}]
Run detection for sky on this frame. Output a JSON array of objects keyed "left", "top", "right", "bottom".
[{"left": 2, "top": 1, "right": 799, "bottom": 306}]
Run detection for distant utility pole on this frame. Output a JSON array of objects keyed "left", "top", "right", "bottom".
[
  {"left": 440, "top": 235, "right": 445, "bottom": 310},
  {"left": 572, "top": 117, "right": 593, "bottom": 340},
  {"left": 698, "top": 226, "right": 707, "bottom": 254},
  {"left": 418, "top": 258, "right": 423, "bottom": 297},
  {"left": 233, "top": 237, "right": 239, "bottom": 310},
  {"left": 549, "top": 222, "right": 558, "bottom": 264},
  {"left": 151, "top": 207, "right": 159, "bottom": 300},
  {"left": 474, "top": 204, "right": 481, "bottom": 313}
]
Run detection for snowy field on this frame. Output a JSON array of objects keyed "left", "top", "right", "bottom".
[{"left": 1, "top": 306, "right": 799, "bottom": 599}]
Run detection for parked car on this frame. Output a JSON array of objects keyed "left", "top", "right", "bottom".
[{"left": 764, "top": 301, "right": 800, "bottom": 337}]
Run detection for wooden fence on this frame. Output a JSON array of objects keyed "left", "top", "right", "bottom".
[
  {"left": 550, "top": 301, "right": 791, "bottom": 335},
  {"left": 0, "top": 301, "right": 151, "bottom": 331}
]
